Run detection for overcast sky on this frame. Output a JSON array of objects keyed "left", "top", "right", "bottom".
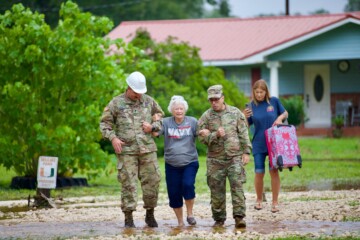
[{"left": 228, "top": 0, "right": 348, "bottom": 17}]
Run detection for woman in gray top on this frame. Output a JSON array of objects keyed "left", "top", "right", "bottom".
[{"left": 156, "top": 95, "right": 199, "bottom": 227}]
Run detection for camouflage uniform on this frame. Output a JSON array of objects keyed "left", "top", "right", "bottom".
[
  {"left": 197, "top": 86, "right": 252, "bottom": 222},
  {"left": 100, "top": 93, "right": 164, "bottom": 211}
]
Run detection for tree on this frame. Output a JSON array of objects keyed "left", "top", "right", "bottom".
[
  {"left": 345, "top": 0, "right": 360, "bottom": 11},
  {"left": 0, "top": 2, "right": 125, "bottom": 178},
  {"left": 113, "top": 28, "right": 248, "bottom": 120},
  {"left": 110, "top": 28, "right": 248, "bottom": 155},
  {"left": 205, "top": 0, "right": 231, "bottom": 18},
  {"left": 309, "top": 9, "right": 330, "bottom": 15},
  {"left": 0, "top": 1, "right": 246, "bottom": 178},
  {"left": 1, "top": 0, "right": 231, "bottom": 28},
  {"left": 0, "top": 0, "right": 62, "bottom": 28}
]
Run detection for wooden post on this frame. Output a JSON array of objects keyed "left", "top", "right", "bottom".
[
  {"left": 34, "top": 188, "right": 51, "bottom": 207},
  {"left": 35, "top": 156, "right": 58, "bottom": 208}
]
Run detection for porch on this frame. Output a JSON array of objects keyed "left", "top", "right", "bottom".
[
  {"left": 331, "top": 93, "right": 360, "bottom": 128},
  {"left": 296, "top": 93, "right": 360, "bottom": 137}
]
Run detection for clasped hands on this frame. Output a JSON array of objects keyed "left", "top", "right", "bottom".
[
  {"left": 112, "top": 113, "right": 162, "bottom": 154},
  {"left": 198, "top": 127, "right": 225, "bottom": 138},
  {"left": 198, "top": 127, "right": 249, "bottom": 165},
  {"left": 111, "top": 120, "right": 153, "bottom": 154}
]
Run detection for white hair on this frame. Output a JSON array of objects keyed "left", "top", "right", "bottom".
[{"left": 167, "top": 95, "right": 188, "bottom": 113}]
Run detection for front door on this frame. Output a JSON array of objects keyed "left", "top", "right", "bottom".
[{"left": 304, "top": 64, "right": 331, "bottom": 128}]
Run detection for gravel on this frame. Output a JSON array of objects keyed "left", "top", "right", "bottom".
[{"left": 1, "top": 190, "right": 359, "bottom": 239}]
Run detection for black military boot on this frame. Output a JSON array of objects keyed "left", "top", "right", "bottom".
[
  {"left": 145, "top": 208, "right": 158, "bottom": 227},
  {"left": 124, "top": 211, "right": 135, "bottom": 228}
]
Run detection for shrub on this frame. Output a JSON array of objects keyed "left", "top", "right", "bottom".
[
  {"left": 281, "top": 95, "right": 305, "bottom": 127},
  {"left": 0, "top": 2, "right": 122, "bottom": 178}
]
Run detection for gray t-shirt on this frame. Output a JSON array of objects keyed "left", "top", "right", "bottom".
[{"left": 159, "top": 116, "right": 198, "bottom": 167}]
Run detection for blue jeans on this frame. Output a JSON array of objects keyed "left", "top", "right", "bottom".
[
  {"left": 165, "top": 161, "right": 199, "bottom": 208},
  {"left": 254, "top": 153, "right": 275, "bottom": 173}
]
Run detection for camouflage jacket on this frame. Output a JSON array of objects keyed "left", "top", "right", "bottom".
[
  {"left": 100, "top": 93, "right": 164, "bottom": 154},
  {"left": 197, "top": 104, "right": 252, "bottom": 159}
]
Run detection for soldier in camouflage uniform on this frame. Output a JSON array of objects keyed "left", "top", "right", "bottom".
[
  {"left": 197, "top": 85, "right": 252, "bottom": 228},
  {"left": 99, "top": 71, "right": 164, "bottom": 228}
]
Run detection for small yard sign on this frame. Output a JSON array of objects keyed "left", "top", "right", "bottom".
[{"left": 37, "top": 156, "right": 58, "bottom": 189}]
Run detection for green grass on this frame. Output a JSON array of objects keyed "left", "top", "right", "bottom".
[
  {"left": 1, "top": 157, "right": 360, "bottom": 201},
  {"left": 0, "top": 137, "right": 359, "bottom": 201},
  {"left": 288, "top": 196, "right": 337, "bottom": 202},
  {"left": 298, "top": 137, "right": 360, "bottom": 160},
  {"left": 271, "top": 237, "right": 360, "bottom": 240},
  {"left": 348, "top": 200, "right": 360, "bottom": 207},
  {"left": 1, "top": 138, "right": 359, "bottom": 240},
  {"left": 342, "top": 216, "right": 360, "bottom": 222}
]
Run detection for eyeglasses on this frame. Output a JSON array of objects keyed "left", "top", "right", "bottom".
[{"left": 209, "top": 97, "right": 221, "bottom": 103}]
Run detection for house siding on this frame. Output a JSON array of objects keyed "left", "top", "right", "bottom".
[
  {"left": 278, "top": 62, "right": 304, "bottom": 95},
  {"left": 223, "top": 66, "right": 252, "bottom": 96},
  {"left": 331, "top": 59, "right": 360, "bottom": 93},
  {"left": 224, "top": 62, "right": 317, "bottom": 96},
  {"left": 258, "top": 63, "right": 304, "bottom": 96},
  {"left": 223, "top": 59, "right": 359, "bottom": 98},
  {"left": 267, "top": 23, "right": 360, "bottom": 61}
]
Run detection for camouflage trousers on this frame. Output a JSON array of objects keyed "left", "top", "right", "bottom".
[
  {"left": 117, "top": 152, "right": 161, "bottom": 212},
  {"left": 206, "top": 156, "right": 246, "bottom": 221}
]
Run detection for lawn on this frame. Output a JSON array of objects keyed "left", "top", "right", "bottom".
[{"left": 0, "top": 137, "right": 359, "bottom": 201}]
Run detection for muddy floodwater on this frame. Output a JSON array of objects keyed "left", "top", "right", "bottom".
[
  {"left": 1, "top": 190, "right": 359, "bottom": 239},
  {"left": 1, "top": 219, "right": 360, "bottom": 239}
]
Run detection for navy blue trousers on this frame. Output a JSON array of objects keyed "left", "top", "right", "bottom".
[{"left": 165, "top": 161, "right": 199, "bottom": 208}]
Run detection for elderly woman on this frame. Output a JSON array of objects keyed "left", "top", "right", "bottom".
[{"left": 155, "top": 95, "right": 199, "bottom": 227}]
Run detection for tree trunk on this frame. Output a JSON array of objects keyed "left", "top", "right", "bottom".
[{"left": 34, "top": 188, "right": 52, "bottom": 208}]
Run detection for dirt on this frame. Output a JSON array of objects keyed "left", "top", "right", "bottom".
[{"left": 0, "top": 190, "right": 359, "bottom": 239}]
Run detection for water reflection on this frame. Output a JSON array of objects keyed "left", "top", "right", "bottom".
[
  {"left": 0, "top": 205, "right": 32, "bottom": 220},
  {"left": 212, "top": 225, "right": 227, "bottom": 234},
  {"left": 169, "top": 226, "right": 184, "bottom": 236},
  {"left": 0, "top": 219, "right": 359, "bottom": 239},
  {"left": 121, "top": 227, "right": 136, "bottom": 236},
  {"left": 0, "top": 205, "right": 31, "bottom": 214}
]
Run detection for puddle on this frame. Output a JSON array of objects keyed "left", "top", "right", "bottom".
[
  {"left": 0, "top": 203, "right": 121, "bottom": 220},
  {"left": 306, "top": 180, "right": 360, "bottom": 191},
  {"left": 280, "top": 180, "right": 360, "bottom": 192},
  {"left": 0, "top": 205, "right": 33, "bottom": 220},
  {"left": 0, "top": 206, "right": 31, "bottom": 214},
  {"left": 0, "top": 219, "right": 359, "bottom": 239}
]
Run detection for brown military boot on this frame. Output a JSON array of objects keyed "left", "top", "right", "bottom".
[
  {"left": 235, "top": 216, "right": 246, "bottom": 228},
  {"left": 213, "top": 220, "right": 225, "bottom": 227},
  {"left": 124, "top": 211, "right": 135, "bottom": 228},
  {"left": 145, "top": 208, "right": 158, "bottom": 227}
]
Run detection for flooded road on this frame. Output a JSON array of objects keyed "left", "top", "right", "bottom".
[
  {"left": 1, "top": 190, "right": 359, "bottom": 239},
  {"left": 1, "top": 219, "right": 360, "bottom": 239}
]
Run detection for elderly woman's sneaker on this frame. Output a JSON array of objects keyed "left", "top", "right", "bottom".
[{"left": 187, "top": 216, "right": 197, "bottom": 225}]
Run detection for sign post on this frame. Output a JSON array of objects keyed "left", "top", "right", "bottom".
[
  {"left": 37, "top": 156, "right": 58, "bottom": 189},
  {"left": 35, "top": 156, "right": 58, "bottom": 207}
]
